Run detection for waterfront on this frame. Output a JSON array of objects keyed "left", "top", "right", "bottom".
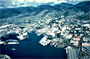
[{"left": 0, "top": 31, "right": 67, "bottom": 59}]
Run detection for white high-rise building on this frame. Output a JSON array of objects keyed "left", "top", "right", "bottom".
[{"left": 66, "top": 46, "right": 78, "bottom": 59}]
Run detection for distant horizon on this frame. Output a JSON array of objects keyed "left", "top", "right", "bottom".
[{"left": 0, "top": 0, "right": 89, "bottom": 9}]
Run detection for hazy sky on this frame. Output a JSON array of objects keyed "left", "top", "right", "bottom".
[
  {"left": 16, "top": 0, "right": 89, "bottom": 3},
  {"left": 1, "top": 0, "right": 89, "bottom": 3},
  {"left": 0, "top": 0, "right": 89, "bottom": 8},
  {"left": 17, "top": 0, "right": 64, "bottom": 3}
]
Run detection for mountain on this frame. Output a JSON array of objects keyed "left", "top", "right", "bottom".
[
  {"left": 0, "top": 1, "right": 90, "bottom": 19},
  {"left": 53, "top": 3, "right": 74, "bottom": 10},
  {"left": 72, "top": 1, "right": 90, "bottom": 13}
]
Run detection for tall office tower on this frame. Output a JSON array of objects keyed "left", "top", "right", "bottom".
[
  {"left": 66, "top": 46, "right": 78, "bottom": 59},
  {"left": 83, "top": 56, "right": 90, "bottom": 59}
]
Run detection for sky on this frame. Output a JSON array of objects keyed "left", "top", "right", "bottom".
[
  {"left": 0, "top": 0, "right": 89, "bottom": 8},
  {"left": 16, "top": 0, "right": 89, "bottom": 3},
  {"left": 11, "top": 0, "right": 67, "bottom": 4}
]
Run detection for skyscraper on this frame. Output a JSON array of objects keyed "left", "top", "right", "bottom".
[{"left": 66, "top": 46, "right": 78, "bottom": 59}]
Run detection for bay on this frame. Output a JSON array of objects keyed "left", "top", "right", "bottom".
[{"left": 0, "top": 31, "right": 67, "bottom": 59}]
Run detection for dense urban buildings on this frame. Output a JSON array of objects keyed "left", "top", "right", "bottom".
[{"left": 0, "top": 0, "right": 90, "bottom": 59}]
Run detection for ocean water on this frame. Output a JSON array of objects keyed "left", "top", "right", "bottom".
[{"left": 0, "top": 31, "right": 67, "bottom": 59}]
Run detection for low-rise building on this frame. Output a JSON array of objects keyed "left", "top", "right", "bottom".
[
  {"left": 17, "top": 32, "right": 28, "bottom": 40},
  {"left": 39, "top": 36, "right": 51, "bottom": 46},
  {"left": 70, "top": 40, "right": 79, "bottom": 47},
  {"left": 0, "top": 39, "right": 4, "bottom": 44}
]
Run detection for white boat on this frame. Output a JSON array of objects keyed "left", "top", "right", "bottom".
[
  {"left": 7, "top": 42, "right": 19, "bottom": 44},
  {"left": 11, "top": 48, "right": 16, "bottom": 50}
]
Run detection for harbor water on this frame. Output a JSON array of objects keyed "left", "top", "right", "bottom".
[{"left": 0, "top": 31, "right": 67, "bottom": 59}]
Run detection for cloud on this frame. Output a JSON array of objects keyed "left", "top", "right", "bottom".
[
  {"left": 17, "top": 0, "right": 67, "bottom": 3},
  {"left": 16, "top": 0, "right": 90, "bottom": 3}
]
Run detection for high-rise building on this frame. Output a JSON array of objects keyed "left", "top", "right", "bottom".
[
  {"left": 66, "top": 46, "right": 78, "bottom": 59},
  {"left": 83, "top": 56, "right": 90, "bottom": 59}
]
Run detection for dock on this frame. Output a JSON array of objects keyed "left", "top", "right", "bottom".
[{"left": 39, "top": 36, "right": 51, "bottom": 46}]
